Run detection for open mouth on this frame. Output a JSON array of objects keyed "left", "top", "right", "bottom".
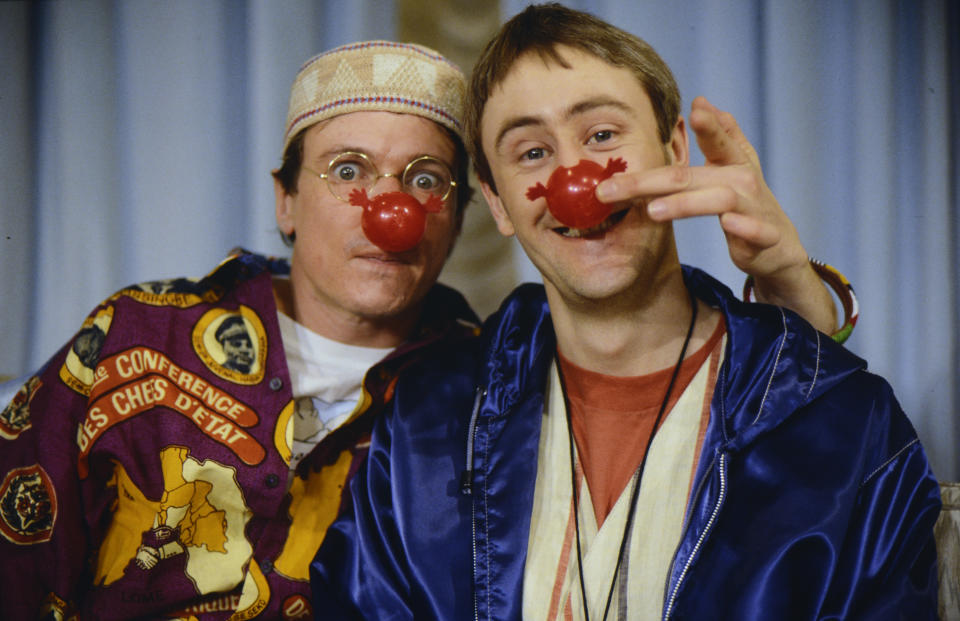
[{"left": 554, "top": 208, "right": 630, "bottom": 238}]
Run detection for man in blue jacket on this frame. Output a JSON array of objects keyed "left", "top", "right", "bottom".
[
  {"left": 0, "top": 26, "right": 865, "bottom": 619},
  {"left": 311, "top": 5, "right": 940, "bottom": 619}
]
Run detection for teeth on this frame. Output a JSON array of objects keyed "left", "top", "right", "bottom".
[{"left": 557, "top": 209, "right": 628, "bottom": 238}]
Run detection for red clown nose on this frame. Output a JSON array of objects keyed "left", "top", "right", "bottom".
[
  {"left": 348, "top": 189, "right": 445, "bottom": 253},
  {"left": 525, "top": 157, "right": 627, "bottom": 229}
]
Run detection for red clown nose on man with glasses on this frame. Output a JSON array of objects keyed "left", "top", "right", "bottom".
[{"left": 1, "top": 25, "right": 872, "bottom": 620}]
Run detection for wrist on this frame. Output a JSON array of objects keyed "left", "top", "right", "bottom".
[
  {"left": 743, "top": 258, "right": 858, "bottom": 344},
  {"left": 750, "top": 259, "right": 818, "bottom": 302}
]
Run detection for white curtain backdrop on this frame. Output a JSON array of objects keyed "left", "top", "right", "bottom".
[{"left": 1, "top": 0, "right": 957, "bottom": 480}]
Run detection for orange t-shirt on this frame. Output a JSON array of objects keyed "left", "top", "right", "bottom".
[{"left": 558, "top": 318, "right": 726, "bottom": 526}]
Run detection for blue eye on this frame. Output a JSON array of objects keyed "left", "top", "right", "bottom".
[
  {"left": 404, "top": 158, "right": 452, "bottom": 196},
  {"left": 332, "top": 163, "right": 361, "bottom": 181},
  {"left": 522, "top": 147, "right": 545, "bottom": 161},
  {"left": 590, "top": 130, "right": 613, "bottom": 143},
  {"left": 410, "top": 172, "right": 441, "bottom": 190}
]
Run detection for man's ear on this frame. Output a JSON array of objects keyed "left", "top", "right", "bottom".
[
  {"left": 668, "top": 116, "right": 690, "bottom": 166},
  {"left": 479, "top": 181, "right": 516, "bottom": 237},
  {"left": 273, "top": 174, "right": 296, "bottom": 237}
]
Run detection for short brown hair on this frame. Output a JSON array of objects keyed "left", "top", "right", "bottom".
[{"left": 465, "top": 3, "right": 681, "bottom": 191}]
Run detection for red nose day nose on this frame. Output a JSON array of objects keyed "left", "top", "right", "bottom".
[
  {"left": 525, "top": 157, "right": 627, "bottom": 229},
  {"left": 349, "top": 189, "right": 445, "bottom": 252}
]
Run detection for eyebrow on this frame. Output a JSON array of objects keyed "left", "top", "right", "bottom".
[
  {"left": 311, "top": 146, "right": 454, "bottom": 170},
  {"left": 313, "top": 145, "right": 367, "bottom": 163},
  {"left": 493, "top": 96, "right": 633, "bottom": 153}
]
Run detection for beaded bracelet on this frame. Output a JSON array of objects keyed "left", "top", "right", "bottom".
[{"left": 742, "top": 258, "right": 859, "bottom": 344}]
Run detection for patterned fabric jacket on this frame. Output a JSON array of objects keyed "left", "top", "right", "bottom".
[
  {"left": 311, "top": 268, "right": 942, "bottom": 620},
  {"left": 0, "top": 250, "right": 479, "bottom": 621}
]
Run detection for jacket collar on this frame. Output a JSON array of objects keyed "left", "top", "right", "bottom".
[
  {"left": 477, "top": 267, "right": 865, "bottom": 446},
  {"left": 683, "top": 266, "right": 865, "bottom": 449}
]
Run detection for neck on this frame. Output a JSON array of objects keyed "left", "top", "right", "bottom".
[
  {"left": 272, "top": 276, "right": 416, "bottom": 349},
  {"left": 547, "top": 267, "right": 720, "bottom": 377}
]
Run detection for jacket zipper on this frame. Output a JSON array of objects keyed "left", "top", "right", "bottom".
[
  {"left": 463, "top": 386, "right": 485, "bottom": 621},
  {"left": 461, "top": 387, "right": 485, "bottom": 495},
  {"left": 472, "top": 490, "right": 480, "bottom": 621},
  {"left": 663, "top": 452, "right": 728, "bottom": 620}
]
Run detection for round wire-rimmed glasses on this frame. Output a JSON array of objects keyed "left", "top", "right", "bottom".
[{"left": 302, "top": 151, "right": 456, "bottom": 204}]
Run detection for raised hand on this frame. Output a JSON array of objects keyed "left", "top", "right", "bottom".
[{"left": 596, "top": 96, "right": 837, "bottom": 333}]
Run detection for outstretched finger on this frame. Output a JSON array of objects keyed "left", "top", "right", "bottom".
[
  {"left": 710, "top": 101, "right": 761, "bottom": 169},
  {"left": 647, "top": 186, "right": 737, "bottom": 221},
  {"left": 596, "top": 163, "right": 752, "bottom": 204},
  {"left": 690, "top": 96, "right": 751, "bottom": 168}
]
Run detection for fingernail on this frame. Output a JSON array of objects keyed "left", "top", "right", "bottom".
[
  {"left": 596, "top": 180, "right": 616, "bottom": 201},
  {"left": 648, "top": 200, "right": 666, "bottom": 218}
]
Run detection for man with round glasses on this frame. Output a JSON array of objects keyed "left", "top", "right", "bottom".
[
  {"left": 0, "top": 37, "right": 854, "bottom": 620},
  {"left": 304, "top": 151, "right": 456, "bottom": 203},
  {"left": 0, "top": 40, "right": 477, "bottom": 621}
]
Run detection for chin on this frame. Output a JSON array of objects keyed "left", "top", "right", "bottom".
[
  {"left": 549, "top": 269, "right": 643, "bottom": 305},
  {"left": 350, "top": 284, "right": 424, "bottom": 318},
  {"left": 350, "top": 295, "right": 410, "bottom": 319}
]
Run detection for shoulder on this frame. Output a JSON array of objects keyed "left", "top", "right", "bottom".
[
  {"left": 419, "top": 282, "right": 481, "bottom": 330},
  {"left": 84, "top": 250, "right": 285, "bottom": 315},
  {"left": 822, "top": 369, "right": 932, "bottom": 487},
  {"left": 58, "top": 251, "right": 285, "bottom": 380},
  {"left": 390, "top": 332, "right": 482, "bottom": 424}
]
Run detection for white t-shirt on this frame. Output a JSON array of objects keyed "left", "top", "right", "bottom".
[{"left": 277, "top": 311, "right": 393, "bottom": 470}]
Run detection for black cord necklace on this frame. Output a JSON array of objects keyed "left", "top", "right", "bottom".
[{"left": 559, "top": 288, "right": 698, "bottom": 621}]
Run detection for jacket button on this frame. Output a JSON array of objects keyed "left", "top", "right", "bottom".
[
  {"left": 265, "top": 474, "right": 280, "bottom": 488},
  {"left": 269, "top": 377, "right": 283, "bottom": 391},
  {"left": 259, "top": 559, "right": 273, "bottom": 574}
]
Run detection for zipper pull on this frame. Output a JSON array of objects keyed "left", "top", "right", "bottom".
[{"left": 460, "top": 387, "right": 485, "bottom": 496}]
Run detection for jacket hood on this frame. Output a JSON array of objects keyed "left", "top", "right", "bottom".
[
  {"left": 479, "top": 283, "right": 557, "bottom": 418},
  {"left": 477, "top": 267, "right": 866, "bottom": 448}
]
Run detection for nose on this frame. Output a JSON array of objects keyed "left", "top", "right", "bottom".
[
  {"left": 373, "top": 173, "right": 404, "bottom": 194},
  {"left": 555, "top": 142, "right": 586, "bottom": 169}
]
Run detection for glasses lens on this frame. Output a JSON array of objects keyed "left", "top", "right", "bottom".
[
  {"left": 327, "top": 153, "right": 377, "bottom": 199},
  {"left": 403, "top": 157, "right": 452, "bottom": 200}
]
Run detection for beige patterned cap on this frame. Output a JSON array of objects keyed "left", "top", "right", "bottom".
[{"left": 282, "top": 40, "right": 466, "bottom": 154}]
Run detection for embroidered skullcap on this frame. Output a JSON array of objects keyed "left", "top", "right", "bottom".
[{"left": 282, "top": 40, "right": 466, "bottom": 154}]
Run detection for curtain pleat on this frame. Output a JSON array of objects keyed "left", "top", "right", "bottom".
[{"left": 0, "top": 0, "right": 956, "bottom": 479}]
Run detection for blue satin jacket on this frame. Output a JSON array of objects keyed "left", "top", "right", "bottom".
[{"left": 311, "top": 268, "right": 941, "bottom": 620}]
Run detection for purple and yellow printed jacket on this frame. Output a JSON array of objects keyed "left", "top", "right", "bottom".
[{"left": 0, "top": 250, "right": 479, "bottom": 621}]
